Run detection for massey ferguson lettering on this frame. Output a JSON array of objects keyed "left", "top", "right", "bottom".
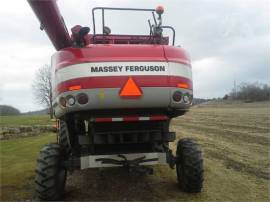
[{"left": 90, "top": 65, "right": 166, "bottom": 73}]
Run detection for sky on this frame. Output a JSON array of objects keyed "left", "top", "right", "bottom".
[{"left": 0, "top": 0, "right": 269, "bottom": 112}]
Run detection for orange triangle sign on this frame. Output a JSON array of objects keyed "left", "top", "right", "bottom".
[{"left": 120, "top": 77, "right": 142, "bottom": 98}]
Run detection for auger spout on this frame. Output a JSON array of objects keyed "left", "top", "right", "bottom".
[{"left": 27, "top": 0, "right": 71, "bottom": 50}]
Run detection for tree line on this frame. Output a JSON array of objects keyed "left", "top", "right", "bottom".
[
  {"left": 0, "top": 105, "right": 20, "bottom": 116},
  {"left": 225, "top": 82, "right": 270, "bottom": 102}
]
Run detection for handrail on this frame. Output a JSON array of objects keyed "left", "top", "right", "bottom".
[{"left": 92, "top": 7, "right": 155, "bottom": 35}]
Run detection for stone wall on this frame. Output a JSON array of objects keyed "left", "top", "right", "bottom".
[{"left": 0, "top": 125, "right": 56, "bottom": 140}]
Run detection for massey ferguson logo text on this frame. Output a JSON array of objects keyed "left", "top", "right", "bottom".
[{"left": 90, "top": 65, "right": 166, "bottom": 73}]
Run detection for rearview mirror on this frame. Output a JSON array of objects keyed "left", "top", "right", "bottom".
[
  {"left": 79, "top": 27, "right": 90, "bottom": 37},
  {"left": 103, "top": 26, "right": 111, "bottom": 35}
]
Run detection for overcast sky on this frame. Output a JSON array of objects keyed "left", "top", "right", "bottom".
[{"left": 0, "top": 0, "right": 269, "bottom": 112}]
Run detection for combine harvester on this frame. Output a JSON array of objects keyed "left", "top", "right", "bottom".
[{"left": 28, "top": 0, "right": 203, "bottom": 200}]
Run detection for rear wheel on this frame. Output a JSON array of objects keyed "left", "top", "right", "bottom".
[
  {"left": 59, "top": 120, "right": 71, "bottom": 155},
  {"left": 58, "top": 118, "right": 85, "bottom": 155},
  {"left": 176, "top": 138, "right": 203, "bottom": 192},
  {"left": 35, "top": 143, "right": 67, "bottom": 200}
]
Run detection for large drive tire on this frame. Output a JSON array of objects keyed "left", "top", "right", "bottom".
[
  {"left": 35, "top": 143, "right": 67, "bottom": 201},
  {"left": 59, "top": 120, "right": 71, "bottom": 155},
  {"left": 176, "top": 138, "right": 203, "bottom": 193}
]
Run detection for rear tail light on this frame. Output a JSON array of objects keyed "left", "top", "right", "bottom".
[
  {"left": 76, "top": 93, "right": 88, "bottom": 105},
  {"left": 66, "top": 95, "right": 76, "bottom": 106},
  {"left": 68, "top": 85, "right": 81, "bottom": 91},
  {"left": 172, "top": 91, "right": 182, "bottom": 102},
  {"left": 183, "top": 93, "right": 189, "bottom": 103},
  {"left": 177, "top": 83, "right": 189, "bottom": 89},
  {"left": 59, "top": 97, "right": 66, "bottom": 107},
  {"left": 183, "top": 93, "right": 192, "bottom": 104}
]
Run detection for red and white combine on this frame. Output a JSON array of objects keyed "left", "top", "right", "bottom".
[{"left": 28, "top": 0, "right": 203, "bottom": 200}]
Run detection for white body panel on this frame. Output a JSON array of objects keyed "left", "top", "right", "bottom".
[
  {"left": 55, "top": 61, "right": 192, "bottom": 85},
  {"left": 80, "top": 152, "right": 167, "bottom": 169}
]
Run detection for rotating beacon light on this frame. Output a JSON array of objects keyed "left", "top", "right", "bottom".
[{"left": 156, "top": 5, "right": 164, "bottom": 26}]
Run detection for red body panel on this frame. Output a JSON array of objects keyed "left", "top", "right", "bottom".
[
  {"left": 52, "top": 45, "right": 192, "bottom": 96},
  {"left": 164, "top": 46, "right": 191, "bottom": 65},
  {"left": 56, "top": 75, "right": 192, "bottom": 95},
  {"left": 52, "top": 45, "right": 191, "bottom": 70}
]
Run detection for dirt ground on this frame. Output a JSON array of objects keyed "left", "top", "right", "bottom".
[{"left": 62, "top": 101, "right": 270, "bottom": 201}]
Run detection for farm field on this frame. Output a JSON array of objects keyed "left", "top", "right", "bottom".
[
  {"left": 0, "top": 115, "right": 51, "bottom": 127},
  {"left": 0, "top": 101, "right": 269, "bottom": 201}
]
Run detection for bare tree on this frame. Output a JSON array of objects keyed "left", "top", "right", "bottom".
[
  {"left": 229, "top": 82, "right": 270, "bottom": 102},
  {"left": 32, "top": 64, "right": 53, "bottom": 118}
]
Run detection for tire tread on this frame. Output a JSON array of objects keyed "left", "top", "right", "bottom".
[
  {"left": 176, "top": 138, "right": 204, "bottom": 193},
  {"left": 34, "top": 143, "right": 66, "bottom": 200}
]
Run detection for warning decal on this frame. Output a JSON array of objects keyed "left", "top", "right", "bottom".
[{"left": 119, "top": 77, "right": 142, "bottom": 98}]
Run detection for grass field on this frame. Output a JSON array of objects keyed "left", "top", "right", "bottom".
[
  {"left": 0, "top": 133, "right": 56, "bottom": 200},
  {"left": 0, "top": 101, "right": 269, "bottom": 201},
  {"left": 0, "top": 115, "right": 51, "bottom": 127}
]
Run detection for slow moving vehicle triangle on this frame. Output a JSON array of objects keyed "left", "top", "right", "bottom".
[{"left": 120, "top": 77, "right": 142, "bottom": 98}]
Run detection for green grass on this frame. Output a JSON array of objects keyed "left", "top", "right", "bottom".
[
  {"left": 0, "top": 133, "right": 56, "bottom": 200},
  {"left": 0, "top": 115, "right": 51, "bottom": 127}
]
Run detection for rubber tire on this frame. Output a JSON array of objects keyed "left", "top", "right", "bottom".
[
  {"left": 59, "top": 120, "right": 71, "bottom": 155},
  {"left": 35, "top": 143, "right": 67, "bottom": 201},
  {"left": 176, "top": 138, "right": 203, "bottom": 193}
]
